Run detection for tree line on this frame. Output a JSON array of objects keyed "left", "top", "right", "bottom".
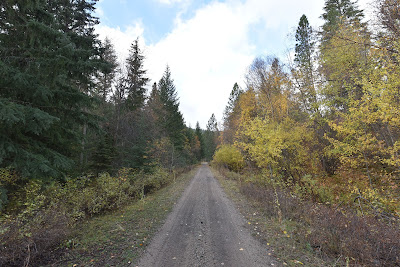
[
  {"left": 0, "top": 1, "right": 221, "bottom": 264},
  {"left": 216, "top": 0, "right": 400, "bottom": 216},
  {"left": 0, "top": 0, "right": 221, "bottom": 211}
]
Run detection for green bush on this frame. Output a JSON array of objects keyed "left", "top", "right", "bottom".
[
  {"left": 0, "top": 165, "right": 175, "bottom": 266},
  {"left": 212, "top": 145, "right": 245, "bottom": 172}
]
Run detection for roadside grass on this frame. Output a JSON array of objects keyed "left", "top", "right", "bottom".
[
  {"left": 46, "top": 167, "right": 198, "bottom": 267},
  {"left": 211, "top": 168, "right": 337, "bottom": 267}
]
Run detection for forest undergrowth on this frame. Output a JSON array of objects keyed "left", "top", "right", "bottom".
[
  {"left": 0, "top": 166, "right": 194, "bottom": 267},
  {"left": 213, "top": 167, "right": 400, "bottom": 266}
]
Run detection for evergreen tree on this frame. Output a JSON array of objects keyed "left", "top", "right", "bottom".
[
  {"left": 159, "top": 66, "right": 185, "bottom": 150},
  {"left": 295, "top": 15, "right": 314, "bottom": 70},
  {"left": 223, "top": 83, "right": 243, "bottom": 121},
  {"left": 146, "top": 82, "right": 166, "bottom": 140},
  {"left": 195, "top": 122, "right": 205, "bottom": 160},
  {"left": 0, "top": 0, "right": 103, "bottom": 178},
  {"left": 320, "top": 0, "right": 369, "bottom": 113},
  {"left": 204, "top": 114, "right": 219, "bottom": 160},
  {"left": 293, "top": 15, "right": 318, "bottom": 113},
  {"left": 222, "top": 83, "right": 243, "bottom": 144},
  {"left": 125, "top": 38, "right": 149, "bottom": 111},
  {"left": 96, "top": 37, "right": 118, "bottom": 101},
  {"left": 90, "top": 130, "right": 116, "bottom": 174},
  {"left": 321, "top": 0, "right": 364, "bottom": 42}
]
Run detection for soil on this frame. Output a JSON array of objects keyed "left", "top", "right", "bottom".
[{"left": 137, "top": 164, "right": 276, "bottom": 267}]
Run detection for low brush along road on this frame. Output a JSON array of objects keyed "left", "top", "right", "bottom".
[{"left": 137, "top": 164, "right": 275, "bottom": 267}]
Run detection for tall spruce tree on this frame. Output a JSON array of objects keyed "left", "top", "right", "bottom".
[
  {"left": 223, "top": 83, "right": 242, "bottom": 121},
  {"left": 294, "top": 15, "right": 318, "bottom": 113},
  {"left": 146, "top": 82, "right": 165, "bottom": 140},
  {"left": 158, "top": 66, "right": 185, "bottom": 150},
  {"left": 321, "top": 0, "right": 364, "bottom": 43},
  {"left": 222, "top": 83, "right": 243, "bottom": 144},
  {"left": 295, "top": 15, "right": 314, "bottom": 70},
  {"left": 96, "top": 37, "right": 118, "bottom": 101},
  {"left": 125, "top": 38, "right": 149, "bottom": 111},
  {"left": 195, "top": 122, "right": 205, "bottom": 160},
  {"left": 0, "top": 0, "right": 103, "bottom": 178},
  {"left": 204, "top": 114, "right": 219, "bottom": 160}
]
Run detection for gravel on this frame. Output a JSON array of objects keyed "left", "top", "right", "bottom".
[{"left": 137, "top": 164, "right": 276, "bottom": 267}]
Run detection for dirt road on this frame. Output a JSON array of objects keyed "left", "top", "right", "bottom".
[{"left": 137, "top": 164, "right": 275, "bottom": 267}]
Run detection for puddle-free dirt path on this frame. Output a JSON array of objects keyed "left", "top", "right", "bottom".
[{"left": 137, "top": 164, "right": 275, "bottom": 267}]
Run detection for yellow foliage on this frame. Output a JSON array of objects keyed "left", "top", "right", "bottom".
[
  {"left": 320, "top": 21, "right": 371, "bottom": 111},
  {"left": 236, "top": 116, "right": 314, "bottom": 179},
  {"left": 0, "top": 168, "right": 18, "bottom": 186},
  {"left": 326, "top": 39, "right": 400, "bottom": 178},
  {"left": 212, "top": 144, "right": 245, "bottom": 172}
]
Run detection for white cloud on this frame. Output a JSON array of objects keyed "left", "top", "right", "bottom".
[
  {"left": 96, "top": 22, "right": 144, "bottom": 65},
  {"left": 156, "top": 0, "right": 188, "bottom": 5},
  {"left": 146, "top": 1, "right": 255, "bottom": 128},
  {"left": 144, "top": 0, "right": 328, "bottom": 127},
  {"left": 95, "top": 0, "right": 374, "bottom": 128}
]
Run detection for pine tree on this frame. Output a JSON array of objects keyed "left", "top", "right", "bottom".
[
  {"left": 125, "top": 38, "right": 149, "bottom": 111},
  {"left": 321, "top": 0, "right": 364, "bottom": 43},
  {"left": 0, "top": 0, "right": 103, "bottom": 178},
  {"left": 195, "top": 122, "right": 205, "bottom": 160},
  {"left": 295, "top": 15, "right": 314, "bottom": 70},
  {"left": 222, "top": 83, "right": 243, "bottom": 144},
  {"left": 90, "top": 130, "right": 116, "bottom": 174},
  {"left": 223, "top": 83, "right": 243, "bottom": 121},
  {"left": 96, "top": 37, "right": 118, "bottom": 101},
  {"left": 204, "top": 114, "right": 219, "bottom": 160},
  {"left": 293, "top": 15, "right": 318, "bottom": 113},
  {"left": 146, "top": 82, "right": 166, "bottom": 140},
  {"left": 158, "top": 66, "right": 185, "bottom": 150}
]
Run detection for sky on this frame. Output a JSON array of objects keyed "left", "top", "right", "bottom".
[{"left": 94, "top": 0, "right": 373, "bottom": 128}]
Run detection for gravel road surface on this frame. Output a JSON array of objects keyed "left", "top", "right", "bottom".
[{"left": 137, "top": 164, "right": 275, "bottom": 267}]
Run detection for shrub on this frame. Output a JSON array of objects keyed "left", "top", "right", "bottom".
[
  {"left": 212, "top": 145, "right": 245, "bottom": 172},
  {"left": 0, "top": 168, "right": 18, "bottom": 212},
  {"left": 0, "top": 165, "right": 175, "bottom": 266},
  {"left": 233, "top": 172, "right": 400, "bottom": 266}
]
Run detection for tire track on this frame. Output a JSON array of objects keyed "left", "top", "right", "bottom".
[{"left": 137, "top": 164, "right": 275, "bottom": 267}]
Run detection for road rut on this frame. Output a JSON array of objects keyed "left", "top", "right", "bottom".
[{"left": 137, "top": 164, "right": 275, "bottom": 267}]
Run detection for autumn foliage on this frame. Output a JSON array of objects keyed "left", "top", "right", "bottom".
[{"left": 214, "top": 1, "right": 400, "bottom": 264}]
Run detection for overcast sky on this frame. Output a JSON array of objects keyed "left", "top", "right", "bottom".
[{"left": 94, "top": 0, "right": 373, "bottom": 128}]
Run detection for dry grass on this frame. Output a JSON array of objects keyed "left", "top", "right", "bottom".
[
  {"left": 215, "top": 167, "right": 400, "bottom": 266},
  {"left": 0, "top": 210, "right": 69, "bottom": 267}
]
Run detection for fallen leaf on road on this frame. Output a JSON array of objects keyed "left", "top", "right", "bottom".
[{"left": 239, "top": 248, "right": 244, "bottom": 251}]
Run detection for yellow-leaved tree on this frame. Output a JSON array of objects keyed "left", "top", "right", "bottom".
[{"left": 234, "top": 57, "right": 316, "bottom": 181}]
